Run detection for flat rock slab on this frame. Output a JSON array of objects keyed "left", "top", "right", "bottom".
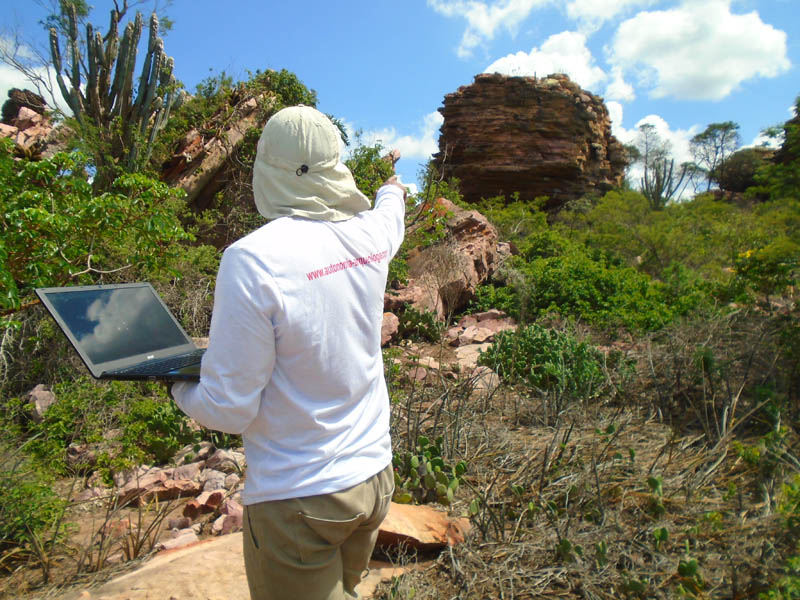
[
  {"left": 59, "top": 533, "right": 404, "bottom": 600},
  {"left": 377, "top": 503, "right": 471, "bottom": 551}
]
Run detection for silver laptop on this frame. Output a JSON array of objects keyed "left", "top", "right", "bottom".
[{"left": 36, "top": 283, "right": 203, "bottom": 381}]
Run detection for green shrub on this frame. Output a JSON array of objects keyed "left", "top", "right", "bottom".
[
  {"left": 478, "top": 324, "right": 604, "bottom": 401},
  {"left": 0, "top": 141, "right": 191, "bottom": 311},
  {"left": 397, "top": 305, "right": 443, "bottom": 343},
  {"left": 18, "top": 378, "right": 192, "bottom": 474},
  {"left": 119, "top": 397, "right": 196, "bottom": 465},
  {"left": 518, "top": 249, "right": 685, "bottom": 332},
  {"left": 0, "top": 445, "right": 67, "bottom": 569},
  {"left": 344, "top": 142, "right": 396, "bottom": 199},
  {"left": 468, "top": 283, "right": 520, "bottom": 318}
]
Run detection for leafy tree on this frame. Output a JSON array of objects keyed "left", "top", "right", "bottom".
[
  {"left": 713, "top": 147, "right": 771, "bottom": 193},
  {"left": 691, "top": 121, "right": 741, "bottom": 191},
  {"left": 344, "top": 142, "right": 395, "bottom": 199},
  {"left": 0, "top": 139, "right": 190, "bottom": 312},
  {"left": 752, "top": 95, "right": 800, "bottom": 201}
]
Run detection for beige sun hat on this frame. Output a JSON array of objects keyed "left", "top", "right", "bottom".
[{"left": 252, "top": 105, "right": 370, "bottom": 221}]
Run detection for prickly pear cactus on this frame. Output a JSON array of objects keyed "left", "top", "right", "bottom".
[{"left": 392, "top": 435, "right": 466, "bottom": 506}]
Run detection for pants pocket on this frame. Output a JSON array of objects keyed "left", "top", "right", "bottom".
[{"left": 295, "top": 511, "right": 365, "bottom": 563}]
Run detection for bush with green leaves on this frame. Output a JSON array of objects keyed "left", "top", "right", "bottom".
[
  {"left": 344, "top": 142, "right": 396, "bottom": 200},
  {"left": 0, "top": 140, "right": 191, "bottom": 312},
  {"left": 393, "top": 436, "right": 466, "bottom": 506},
  {"left": 478, "top": 324, "right": 605, "bottom": 402},
  {"left": 10, "top": 378, "right": 194, "bottom": 476},
  {"left": 396, "top": 305, "right": 443, "bottom": 343},
  {"left": 0, "top": 444, "right": 67, "bottom": 571},
  {"left": 734, "top": 238, "right": 799, "bottom": 305},
  {"left": 515, "top": 243, "right": 695, "bottom": 333}
]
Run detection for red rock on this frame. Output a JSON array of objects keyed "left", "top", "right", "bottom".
[
  {"left": 376, "top": 503, "right": 471, "bottom": 551},
  {"left": 0, "top": 123, "right": 18, "bottom": 137},
  {"left": 381, "top": 312, "right": 399, "bottom": 346},
  {"left": 434, "top": 73, "right": 626, "bottom": 211}
]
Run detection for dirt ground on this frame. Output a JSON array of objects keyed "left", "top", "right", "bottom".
[{"left": 56, "top": 533, "right": 405, "bottom": 600}]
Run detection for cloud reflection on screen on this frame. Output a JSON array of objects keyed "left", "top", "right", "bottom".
[{"left": 51, "top": 287, "right": 190, "bottom": 365}]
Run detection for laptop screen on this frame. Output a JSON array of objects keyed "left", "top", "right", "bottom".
[{"left": 44, "top": 286, "right": 190, "bottom": 365}]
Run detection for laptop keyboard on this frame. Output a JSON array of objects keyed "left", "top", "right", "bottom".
[{"left": 112, "top": 349, "right": 205, "bottom": 375}]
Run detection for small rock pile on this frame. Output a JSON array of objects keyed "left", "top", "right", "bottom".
[
  {"left": 0, "top": 88, "right": 54, "bottom": 156},
  {"left": 73, "top": 442, "right": 246, "bottom": 552}
]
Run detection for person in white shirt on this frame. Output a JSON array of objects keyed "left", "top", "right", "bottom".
[{"left": 171, "top": 105, "right": 406, "bottom": 600}]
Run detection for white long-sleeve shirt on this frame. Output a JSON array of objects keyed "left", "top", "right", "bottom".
[{"left": 173, "top": 184, "right": 405, "bottom": 504}]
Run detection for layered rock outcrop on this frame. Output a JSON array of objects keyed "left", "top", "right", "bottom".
[{"left": 434, "top": 73, "right": 627, "bottom": 210}]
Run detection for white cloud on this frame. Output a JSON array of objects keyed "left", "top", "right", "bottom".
[
  {"left": 748, "top": 131, "right": 783, "bottom": 149},
  {"left": 359, "top": 111, "right": 444, "bottom": 163},
  {"left": 0, "top": 36, "right": 70, "bottom": 115},
  {"left": 484, "top": 31, "right": 607, "bottom": 93},
  {"left": 566, "top": 0, "right": 657, "bottom": 30},
  {"left": 609, "top": 0, "right": 791, "bottom": 100},
  {"left": 428, "top": 0, "right": 551, "bottom": 58},
  {"left": 605, "top": 66, "right": 635, "bottom": 102}
]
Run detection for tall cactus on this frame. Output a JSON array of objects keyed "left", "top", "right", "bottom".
[{"left": 49, "top": 4, "right": 183, "bottom": 187}]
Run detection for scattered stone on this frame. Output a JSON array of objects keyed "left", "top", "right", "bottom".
[
  {"left": 416, "top": 356, "right": 440, "bottom": 370},
  {"left": 202, "top": 468, "right": 227, "bottom": 491},
  {"left": 205, "top": 449, "right": 245, "bottom": 474},
  {"left": 167, "top": 516, "right": 193, "bottom": 531},
  {"left": 212, "top": 499, "right": 243, "bottom": 535},
  {"left": 224, "top": 473, "right": 241, "bottom": 491},
  {"left": 454, "top": 343, "right": 493, "bottom": 371},
  {"left": 183, "top": 489, "right": 225, "bottom": 519},
  {"left": 376, "top": 503, "right": 471, "bottom": 551},
  {"left": 470, "top": 365, "right": 501, "bottom": 397},
  {"left": 381, "top": 312, "right": 400, "bottom": 346},
  {"left": 74, "top": 487, "right": 108, "bottom": 503},
  {"left": 173, "top": 461, "right": 204, "bottom": 482},
  {"left": 447, "top": 311, "right": 516, "bottom": 347},
  {"left": 27, "top": 384, "right": 57, "bottom": 422},
  {"left": 407, "top": 365, "right": 428, "bottom": 383},
  {"left": 157, "top": 528, "right": 199, "bottom": 552}
]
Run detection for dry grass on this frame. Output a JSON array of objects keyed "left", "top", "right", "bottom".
[{"left": 376, "top": 310, "right": 799, "bottom": 599}]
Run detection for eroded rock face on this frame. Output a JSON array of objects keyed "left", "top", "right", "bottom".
[
  {"left": 434, "top": 73, "right": 627, "bottom": 210},
  {"left": 385, "top": 197, "right": 499, "bottom": 318}
]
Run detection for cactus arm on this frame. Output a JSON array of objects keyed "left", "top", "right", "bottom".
[
  {"left": 132, "top": 14, "right": 160, "bottom": 123},
  {"left": 136, "top": 41, "right": 163, "bottom": 128}
]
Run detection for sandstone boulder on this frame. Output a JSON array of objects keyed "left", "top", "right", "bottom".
[
  {"left": 381, "top": 312, "right": 400, "bottom": 346},
  {"left": 376, "top": 503, "right": 471, "bottom": 551},
  {"left": 27, "top": 384, "right": 57, "bottom": 422},
  {"left": 386, "top": 198, "right": 499, "bottom": 318},
  {"left": 434, "top": 73, "right": 626, "bottom": 211}
]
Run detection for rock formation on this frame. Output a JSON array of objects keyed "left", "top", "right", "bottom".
[
  {"left": 384, "top": 197, "right": 500, "bottom": 319},
  {"left": 433, "top": 73, "right": 627, "bottom": 211},
  {"left": 0, "top": 89, "right": 54, "bottom": 158}
]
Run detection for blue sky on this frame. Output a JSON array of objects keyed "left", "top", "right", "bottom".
[{"left": 2, "top": 0, "right": 798, "bottom": 191}]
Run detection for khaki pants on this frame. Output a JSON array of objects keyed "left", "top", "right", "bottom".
[{"left": 243, "top": 464, "right": 394, "bottom": 600}]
